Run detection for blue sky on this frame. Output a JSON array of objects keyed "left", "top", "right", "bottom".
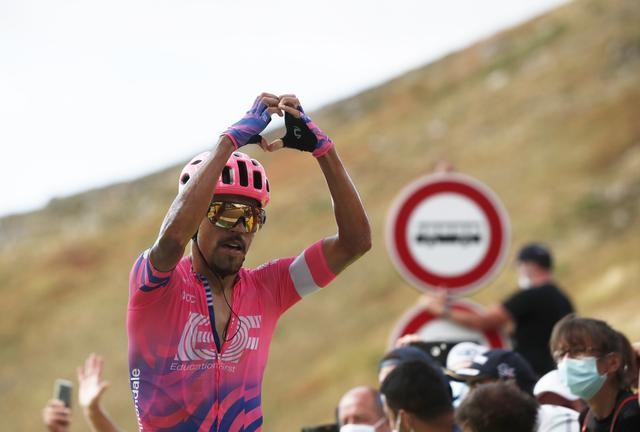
[{"left": 0, "top": 0, "right": 568, "bottom": 217}]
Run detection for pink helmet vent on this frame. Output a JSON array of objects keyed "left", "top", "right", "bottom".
[{"left": 178, "top": 151, "right": 270, "bottom": 207}]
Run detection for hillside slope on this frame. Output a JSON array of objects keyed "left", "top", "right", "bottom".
[{"left": 1, "top": 0, "right": 639, "bottom": 429}]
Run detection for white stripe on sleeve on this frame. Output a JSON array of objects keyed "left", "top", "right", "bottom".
[{"left": 288, "top": 253, "right": 320, "bottom": 298}]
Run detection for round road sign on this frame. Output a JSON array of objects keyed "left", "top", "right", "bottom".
[
  {"left": 388, "top": 299, "right": 511, "bottom": 365},
  {"left": 386, "top": 173, "right": 510, "bottom": 296}
]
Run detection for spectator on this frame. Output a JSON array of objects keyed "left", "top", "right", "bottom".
[
  {"left": 42, "top": 399, "right": 71, "bottom": 432},
  {"left": 77, "top": 353, "right": 122, "bottom": 432},
  {"left": 380, "top": 361, "right": 455, "bottom": 432},
  {"left": 337, "top": 386, "right": 390, "bottom": 432},
  {"left": 447, "top": 349, "right": 538, "bottom": 395},
  {"left": 445, "top": 342, "right": 488, "bottom": 373},
  {"left": 445, "top": 342, "right": 488, "bottom": 407},
  {"left": 550, "top": 314, "right": 640, "bottom": 431},
  {"left": 42, "top": 354, "right": 123, "bottom": 432},
  {"left": 422, "top": 243, "right": 574, "bottom": 375},
  {"left": 455, "top": 381, "right": 539, "bottom": 432},
  {"left": 449, "top": 349, "right": 578, "bottom": 431},
  {"left": 378, "top": 346, "right": 443, "bottom": 385}
]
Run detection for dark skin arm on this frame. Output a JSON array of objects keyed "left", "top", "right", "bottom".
[
  {"left": 149, "top": 92, "right": 281, "bottom": 271},
  {"left": 315, "top": 147, "right": 372, "bottom": 273},
  {"left": 150, "top": 135, "right": 236, "bottom": 272},
  {"left": 266, "top": 95, "right": 372, "bottom": 274}
]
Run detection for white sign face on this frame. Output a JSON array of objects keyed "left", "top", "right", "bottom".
[
  {"left": 386, "top": 173, "right": 510, "bottom": 295},
  {"left": 388, "top": 300, "right": 511, "bottom": 352},
  {"left": 407, "top": 193, "right": 490, "bottom": 277},
  {"left": 415, "top": 318, "right": 493, "bottom": 345}
]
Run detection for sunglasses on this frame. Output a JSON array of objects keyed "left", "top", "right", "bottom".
[
  {"left": 552, "top": 346, "right": 603, "bottom": 362},
  {"left": 207, "top": 201, "right": 266, "bottom": 233}
]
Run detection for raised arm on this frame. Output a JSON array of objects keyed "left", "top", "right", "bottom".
[
  {"left": 149, "top": 93, "right": 280, "bottom": 271},
  {"left": 77, "top": 354, "right": 121, "bottom": 432},
  {"left": 272, "top": 95, "right": 371, "bottom": 274},
  {"left": 316, "top": 148, "right": 372, "bottom": 273},
  {"left": 419, "top": 290, "right": 512, "bottom": 331}
]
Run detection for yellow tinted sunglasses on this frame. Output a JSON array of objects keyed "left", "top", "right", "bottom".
[{"left": 207, "top": 201, "right": 266, "bottom": 233}]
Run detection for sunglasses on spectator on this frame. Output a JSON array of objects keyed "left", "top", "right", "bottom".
[
  {"left": 207, "top": 201, "right": 266, "bottom": 233},
  {"left": 552, "top": 346, "right": 609, "bottom": 362}
]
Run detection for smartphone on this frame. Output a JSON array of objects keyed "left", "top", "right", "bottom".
[{"left": 53, "top": 378, "right": 73, "bottom": 408}]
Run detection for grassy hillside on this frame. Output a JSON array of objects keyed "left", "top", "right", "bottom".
[{"left": 1, "top": 0, "right": 639, "bottom": 429}]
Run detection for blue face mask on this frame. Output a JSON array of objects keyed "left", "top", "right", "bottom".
[{"left": 557, "top": 356, "right": 607, "bottom": 400}]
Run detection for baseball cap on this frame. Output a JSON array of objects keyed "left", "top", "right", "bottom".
[
  {"left": 379, "top": 346, "right": 441, "bottom": 372},
  {"left": 533, "top": 369, "right": 579, "bottom": 401},
  {"left": 445, "top": 342, "right": 489, "bottom": 371},
  {"left": 447, "top": 349, "right": 538, "bottom": 395},
  {"left": 517, "top": 243, "right": 553, "bottom": 269}
]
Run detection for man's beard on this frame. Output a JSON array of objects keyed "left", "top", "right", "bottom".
[
  {"left": 209, "top": 251, "right": 245, "bottom": 277},
  {"left": 196, "top": 232, "right": 247, "bottom": 278}
]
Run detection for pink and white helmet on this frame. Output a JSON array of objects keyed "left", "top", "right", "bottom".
[{"left": 178, "top": 151, "right": 270, "bottom": 207}]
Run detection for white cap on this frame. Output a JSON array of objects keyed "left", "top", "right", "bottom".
[
  {"left": 534, "top": 369, "right": 580, "bottom": 401},
  {"left": 445, "top": 342, "right": 489, "bottom": 371}
]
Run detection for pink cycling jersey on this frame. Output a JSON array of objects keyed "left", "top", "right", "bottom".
[{"left": 127, "top": 240, "right": 335, "bottom": 431}]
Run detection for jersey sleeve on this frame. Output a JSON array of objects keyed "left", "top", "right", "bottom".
[
  {"left": 253, "top": 240, "right": 337, "bottom": 316},
  {"left": 128, "top": 249, "right": 176, "bottom": 308}
]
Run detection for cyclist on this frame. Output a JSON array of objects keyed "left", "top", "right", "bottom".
[{"left": 127, "top": 93, "right": 371, "bottom": 431}]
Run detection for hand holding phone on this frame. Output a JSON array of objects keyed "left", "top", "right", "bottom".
[{"left": 53, "top": 378, "right": 73, "bottom": 409}]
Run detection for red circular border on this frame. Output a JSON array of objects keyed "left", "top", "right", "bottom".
[
  {"left": 391, "top": 179, "right": 506, "bottom": 293},
  {"left": 396, "top": 302, "right": 507, "bottom": 349}
]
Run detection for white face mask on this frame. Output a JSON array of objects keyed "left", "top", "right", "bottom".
[
  {"left": 340, "top": 417, "right": 386, "bottom": 432},
  {"left": 518, "top": 274, "right": 532, "bottom": 290},
  {"left": 340, "top": 425, "right": 376, "bottom": 432}
]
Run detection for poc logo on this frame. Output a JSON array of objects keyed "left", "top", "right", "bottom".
[{"left": 182, "top": 291, "right": 196, "bottom": 304}]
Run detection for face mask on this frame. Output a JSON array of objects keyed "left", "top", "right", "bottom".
[
  {"left": 340, "top": 425, "right": 376, "bottom": 432},
  {"left": 341, "top": 417, "right": 386, "bottom": 432},
  {"left": 557, "top": 356, "right": 607, "bottom": 400},
  {"left": 518, "top": 274, "right": 532, "bottom": 290}
]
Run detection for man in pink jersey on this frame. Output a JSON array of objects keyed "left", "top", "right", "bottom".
[{"left": 127, "top": 93, "right": 371, "bottom": 431}]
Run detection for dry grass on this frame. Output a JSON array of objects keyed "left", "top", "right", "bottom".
[{"left": 1, "top": 0, "right": 639, "bottom": 429}]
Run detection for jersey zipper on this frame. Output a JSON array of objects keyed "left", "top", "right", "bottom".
[{"left": 197, "top": 273, "right": 240, "bottom": 432}]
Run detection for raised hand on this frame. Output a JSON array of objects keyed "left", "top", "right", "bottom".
[
  {"left": 418, "top": 289, "right": 449, "bottom": 317},
  {"left": 262, "top": 94, "right": 333, "bottom": 157},
  {"left": 77, "top": 353, "right": 109, "bottom": 410},
  {"left": 42, "top": 399, "right": 71, "bottom": 432},
  {"left": 395, "top": 333, "right": 427, "bottom": 348},
  {"left": 223, "top": 93, "right": 281, "bottom": 149}
]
